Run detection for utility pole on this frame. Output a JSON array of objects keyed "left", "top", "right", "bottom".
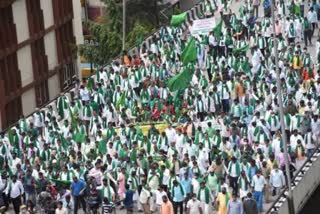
[
  {"left": 270, "top": 0, "right": 295, "bottom": 213},
  {"left": 122, "top": 0, "right": 126, "bottom": 51}
]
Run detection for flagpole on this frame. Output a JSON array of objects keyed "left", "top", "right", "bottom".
[
  {"left": 270, "top": 1, "right": 294, "bottom": 213},
  {"left": 122, "top": 0, "right": 126, "bottom": 51}
]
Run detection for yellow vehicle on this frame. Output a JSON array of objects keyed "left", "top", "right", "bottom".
[{"left": 80, "top": 56, "right": 96, "bottom": 78}]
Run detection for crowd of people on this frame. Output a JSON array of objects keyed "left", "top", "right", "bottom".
[{"left": 1, "top": 0, "right": 320, "bottom": 213}]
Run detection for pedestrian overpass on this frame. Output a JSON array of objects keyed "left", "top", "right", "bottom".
[{"left": 266, "top": 148, "right": 320, "bottom": 214}]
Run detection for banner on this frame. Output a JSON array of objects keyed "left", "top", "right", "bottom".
[
  {"left": 191, "top": 17, "right": 216, "bottom": 35},
  {"left": 110, "top": 122, "right": 169, "bottom": 136}
]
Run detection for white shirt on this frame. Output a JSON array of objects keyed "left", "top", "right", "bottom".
[
  {"left": 165, "top": 128, "right": 176, "bottom": 143},
  {"left": 307, "top": 11, "right": 318, "bottom": 23},
  {"left": 80, "top": 88, "right": 90, "bottom": 102},
  {"left": 187, "top": 199, "right": 201, "bottom": 214},
  {"left": 290, "top": 134, "right": 304, "bottom": 150},
  {"left": 139, "top": 188, "right": 151, "bottom": 204},
  {"left": 251, "top": 175, "right": 265, "bottom": 192},
  {"left": 9, "top": 180, "right": 24, "bottom": 198},
  {"left": 270, "top": 169, "right": 285, "bottom": 188},
  {"left": 191, "top": 179, "right": 200, "bottom": 195},
  {"left": 155, "top": 190, "right": 167, "bottom": 205},
  {"left": 209, "top": 35, "right": 217, "bottom": 46},
  {"left": 55, "top": 207, "right": 68, "bottom": 214}
]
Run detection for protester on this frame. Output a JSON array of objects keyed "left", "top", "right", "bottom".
[
  {"left": 160, "top": 195, "right": 174, "bottom": 214},
  {"left": 243, "top": 192, "right": 258, "bottom": 214},
  {"left": 227, "top": 192, "right": 243, "bottom": 214},
  {"left": 71, "top": 176, "right": 86, "bottom": 213}
]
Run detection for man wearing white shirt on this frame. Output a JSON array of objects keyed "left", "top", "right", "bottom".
[
  {"left": 7, "top": 175, "right": 24, "bottom": 214},
  {"left": 219, "top": 82, "right": 230, "bottom": 113},
  {"left": 186, "top": 193, "right": 202, "bottom": 214},
  {"left": 175, "top": 130, "right": 184, "bottom": 158},
  {"left": 79, "top": 86, "right": 90, "bottom": 102},
  {"left": 290, "top": 130, "right": 304, "bottom": 151},
  {"left": 165, "top": 123, "right": 176, "bottom": 144},
  {"left": 198, "top": 143, "right": 209, "bottom": 174},
  {"left": 251, "top": 170, "right": 265, "bottom": 213},
  {"left": 307, "top": 7, "right": 318, "bottom": 36},
  {"left": 155, "top": 185, "right": 167, "bottom": 212},
  {"left": 9, "top": 152, "right": 21, "bottom": 174},
  {"left": 304, "top": 128, "right": 316, "bottom": 158},
  {"left": 269, "top": 164, "right": 285, "bottom": 196}
]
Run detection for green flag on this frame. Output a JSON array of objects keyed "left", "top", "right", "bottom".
[
  {"left": 181, "top": 37, "right": 197, "bottom": 65},
  {"left": 51, "top": 179, "right": 71, "bottom": 187},
  {"left": 213, "top": 19, "right": 223, "bottom": 40},
  {"left": 116, "top": 92, "right": 126, "bottom": 109},
  {"left": 232, "top": 44, "right": 249, "bottom": 55},
  {"left": 170, "top": 12, "right": 187, "bottom": 27},
  {"left": 293, "top": 4, "right": 301, "bottom": 16},
  {"left": 137, "top": 35, "right": 143, "bottom": 47},
  {"left": 168, "top": 67, "right": 194, "bottom": 92},
  {"left": 59, "top": 135, "right": 70, "bottom": 149},
  {"left": 99, "top": 140, "right": 107, "bottom": 154},
  {"left": 8, "top": 128, "right": 14, "bottom": 145},
  {"left": 73, "top": 133, "right": 86, "bottom": 143},
  {"left": 68, "top": 107, "right": 77, "bottom": 130},
  {"left": 86, "top": 77, "right": 94, "bottom": 90}
]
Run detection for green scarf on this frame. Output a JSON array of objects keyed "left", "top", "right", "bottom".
[
  {"left": 172, "top": 183, "right": 185, "bottom": 198},
  {"left": 228, "top": 162, "right": 241, "bottom": 177},
  {"left": 197, "top": 187, "right": 210, "bottom": 204},
  {"left": 289, "top": 26, "right": 295, "bottom": 37},
  {"left": 101, "top": 185, "right": 112, "bottom": 200},
  {"left": 295, "top": 144, "right": 305, "bottom": 155},
  {"left": 0, "top": 145, "right": 6, "bottom": 155},
  {"left": 238, "top": 176, "right": 249, "bottom": 190},
  {"left": 130, "top": 176, "right": 139, "bottom": 191}
]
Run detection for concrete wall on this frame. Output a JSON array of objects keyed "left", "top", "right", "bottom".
[
  {"left": 17, "top": 45, "right": 33, "bottom": 87},
  {"left": 40, "top": 0, "right": 54, "bottom": 29},
  {"left": 21, "top": 87, "right": 36, "bottom": 116},
  {"left": 44, "top": 31, "right": 58, "bottom": 70},
  {"left": 12, "top": 0, "right": 29, "bottom": 43},
  {"left": 73, "top": 0, "right": 85, "bottom": 79},
  {"left": 48, "top": 74, "right": 60, "bottom": 100}
]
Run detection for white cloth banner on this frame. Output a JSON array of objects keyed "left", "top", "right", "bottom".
[{"left": 191, "top": 17, "right": 216, "bottom": 35}]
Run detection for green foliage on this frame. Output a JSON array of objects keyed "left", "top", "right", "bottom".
[
  {"left": 104, "top": 0, "right": 122, "bottom": 32},
  {"left": 78, "top": 21, "right": 121, "bottom": 67},
  {"left": 79, "top": 0, "right": 163, "bottom": 66},
  {"left": 126, "top": 22, "right": 155, "bottom": 49}
]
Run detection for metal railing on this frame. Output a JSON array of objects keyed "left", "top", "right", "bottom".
[{"left": 266, "top": 147, "right": 320, "bottom": 213}]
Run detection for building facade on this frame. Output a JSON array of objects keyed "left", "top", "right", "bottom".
[{"left": 0, "top": 0, "right": 83, "bottom": 130}]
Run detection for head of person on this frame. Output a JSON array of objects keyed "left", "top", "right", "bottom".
[
  {"left": 162, "top": 195, "right": 168, "bottom": 203},
  {"left": 222, "top": 187, "right": 227, "bottom": 194},
  {"left": 200, "top": 181, "right": 206, "bottom": 189},
  {"left": 57, "top": 201, "right": 63, "bottom": 209},
  {"left": 256, "top": 169, "right": 262, "bottom": 177},
  {"left": 232, "top": 192, "right": 237, "bottom": 200}
]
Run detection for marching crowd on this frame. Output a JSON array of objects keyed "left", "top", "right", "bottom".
[{"left": 1, "top": 0, "right": 320, "bottom": 213}]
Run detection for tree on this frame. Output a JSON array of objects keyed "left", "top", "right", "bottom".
[
  {"left": 78, "top": 21, "right": 122, "bottom": 70},
  {"left": 126, "top": 21, "right": 155, "bottom": 50},
  {"left": 78, "top": 0, "right": 164, "bottom": 68}
]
